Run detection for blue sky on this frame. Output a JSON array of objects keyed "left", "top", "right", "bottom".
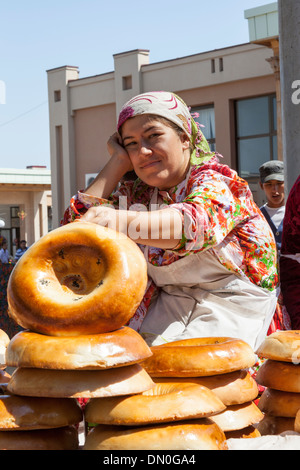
[{"left": 0, "top": 0, "right": 275, "bottom": 169}]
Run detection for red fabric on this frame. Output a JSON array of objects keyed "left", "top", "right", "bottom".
[{"left": 280, "top": 175, "right": 300, "bottom": 329}]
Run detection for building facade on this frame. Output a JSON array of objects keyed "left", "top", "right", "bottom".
[{"left": 47, "top": 4, "right": 280, "bottom": 228}]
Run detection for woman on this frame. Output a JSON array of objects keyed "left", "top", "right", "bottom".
[{"left": 63, "top": 91, "right": 278, "bottom": 350}]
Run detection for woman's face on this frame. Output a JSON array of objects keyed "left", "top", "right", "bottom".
[{"left": 121, "top": 115, "right": 190, "bottom": 190}]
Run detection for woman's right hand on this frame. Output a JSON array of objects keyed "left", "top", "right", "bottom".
[{"left": 107, "top": 132, "right": 133, "bottom": 173}]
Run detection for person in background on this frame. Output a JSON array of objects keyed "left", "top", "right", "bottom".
[
  {"left": 280, "top": 175, "right": 300, "bottom": 330},
  {"left": 0, "top": 241, "right": 12, "bottom": 264},
  {"left": 259, "top": 160, "right": 285, "bottom": 254},
  {"left": 14, "top": 240, "right": 28, "bottom": 262}
]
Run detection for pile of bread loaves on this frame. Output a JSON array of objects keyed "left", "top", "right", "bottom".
[
  {"left": 255, "top": 330, "right": 300, "bottom": 436},
  {"left": 0, "top": 222, "right": 266, "bottom": 449}
]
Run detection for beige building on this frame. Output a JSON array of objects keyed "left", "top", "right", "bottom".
[
  {"left": 47, "top": 3, "right": 280, "bottom": 229},
  {"left": 0, "top": 166, "right": 52, "bottom": 257}
]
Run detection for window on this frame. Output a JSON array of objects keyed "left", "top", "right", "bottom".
[
  {"left": 10, "top": 206, "right": 20, "bottom": 228},
  {"left": 211, "top": 59, "right": 215, "bottom": 73},
  {"left": 54, "top": 90, "right": 61, "bottom": 102},
  {"left": 191, "top": 105, "right": 216, "bottom": 151},
  {"left": 235, "top": 95, "right": 277, "bottom": 178}
]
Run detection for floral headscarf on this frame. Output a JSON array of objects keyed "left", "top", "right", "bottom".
[{"left": 117, "top": 91, "right": 217, "bottom": 165}]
